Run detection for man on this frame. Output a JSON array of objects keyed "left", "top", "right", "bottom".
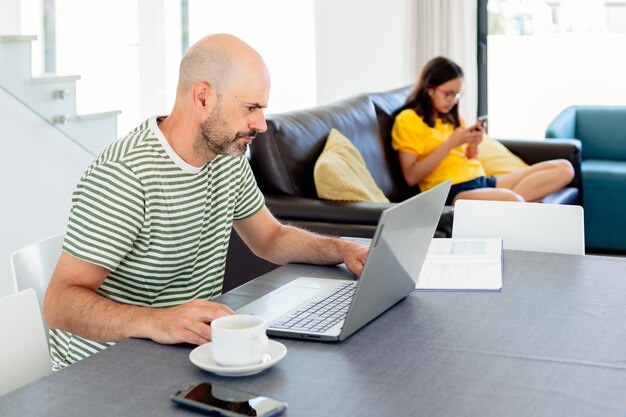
[{"left": 43, "top": 34, "right": 368, "bottom": 370}]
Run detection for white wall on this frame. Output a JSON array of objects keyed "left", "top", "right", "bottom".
[
  {"left": 188, "top": 0, "right": 318, "bottom": 114},
  {"left": 0, "top": 89, "right": 93, "bottom": 297},
  {"left": 137, "top": 0, "right": 181, "bottom": 122},
  {"left": 314, "top": 0, "right": 417, "bottom": 104},
  {"left": 54, "top": 0, "right": 140, "bottom": 135},
  {"left": 0, "top": 0, "right": 21, "bottom": 35}
]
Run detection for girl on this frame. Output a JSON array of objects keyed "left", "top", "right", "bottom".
[{"left": 392, "top": 56, "right": 574, "bottom": 206}]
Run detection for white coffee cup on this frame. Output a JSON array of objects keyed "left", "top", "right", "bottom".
[{"left": 211, "top": 314, "right": 269, "bottom": 367}]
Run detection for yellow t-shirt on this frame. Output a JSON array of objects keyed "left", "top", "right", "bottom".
[{"left": 391, "top": 109, "right": 485, "bottom": 191}]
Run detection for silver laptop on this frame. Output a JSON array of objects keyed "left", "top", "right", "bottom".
[{"left": 237, "top": 180, "right": 451, "bottom": 341}]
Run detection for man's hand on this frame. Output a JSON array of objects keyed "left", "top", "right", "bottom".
[
  {"left": 45, "top": 252, "right": 237, "bottom": 345},
  {"left": 146, "top": 299, "right": 235, "bottom": 345},
  {"left": 339, "top": 241, "right": 369, "bottom": 277}
]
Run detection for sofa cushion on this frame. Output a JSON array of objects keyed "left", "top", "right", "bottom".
[
  {"left": 250, "top": 96, "right": 388, "bottom": 199},
  {"left": 314, "top": 129, "right": 389, "bottom": 203},
  {"left": 367, "top": 85, "right": 412, "bottom": 115},
  {"left": 372, "top": 105, "right": 422, "bottom": 202},
  {"left": 477, "top": 135, "right": 529, "bottom": 176},
  {"left": 369, "top": 86, "right": 427, "bottom": 202}
]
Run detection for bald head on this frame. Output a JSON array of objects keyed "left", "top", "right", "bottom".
[{"left": 177, "top": 34, "right": 268, "bottom": 98}]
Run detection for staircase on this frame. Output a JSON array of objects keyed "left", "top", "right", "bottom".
[{"left": 0, "top": 35, "right": 120, "bottom": 155}]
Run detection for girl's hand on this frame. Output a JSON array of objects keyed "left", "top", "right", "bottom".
[
  {"left": 447, "top": 126, "right": 483, "bottom": 149},
  {"left": 470, "top": 120, "right": 485, "bottom": 133},
  {"left": 464, "top": 122, "right": 484, "bottom": 158}
]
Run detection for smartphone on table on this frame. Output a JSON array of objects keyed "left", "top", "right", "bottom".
[{"left": 171, "top": 382, "right": 287, "bottom": 416}]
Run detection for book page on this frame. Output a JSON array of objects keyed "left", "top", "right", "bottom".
[{"left": 416, "top": 238, "right": 503, "bottom": 291}]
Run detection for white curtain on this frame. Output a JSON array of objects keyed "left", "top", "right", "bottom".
[{"left": 415, "top": 0, "right": 478, "bottom": 122}]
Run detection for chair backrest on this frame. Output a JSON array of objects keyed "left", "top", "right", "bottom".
[
  {"left": 0, "top": 288, "right": 52, "bottom": 396},
  {"left": 10, "top": 233, "right": 64, "bottom": 312},
  {"left": 452, "top": 200, "right": 585, "bottom": 255},
  {"left": 575, "top": 106, "right": 626, "bottom": 161},
  {"left": 546, "top": 105, "right": 626, "bottom": 161}
]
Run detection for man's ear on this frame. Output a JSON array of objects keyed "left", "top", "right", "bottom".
[{"left": 191, "top": 82, "right": 214, "bottom": 113}]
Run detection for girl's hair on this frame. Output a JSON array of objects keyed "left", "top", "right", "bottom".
[{"left": 398, "top": 56, "right": 464, "bottom": 128}]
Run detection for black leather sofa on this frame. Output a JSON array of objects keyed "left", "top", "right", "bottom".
[{"left": 222, "top": 86, "right": 583, "bottom": 291}]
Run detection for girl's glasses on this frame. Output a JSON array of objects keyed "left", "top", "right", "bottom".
[{"left": 431, "top": 85, "right": 463, "bottom": 102}]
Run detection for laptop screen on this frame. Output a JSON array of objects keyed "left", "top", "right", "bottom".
[{"left": 338, "top": 180, "right": 451, "bottom": 340}]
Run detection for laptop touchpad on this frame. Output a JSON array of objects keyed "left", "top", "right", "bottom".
[
  {"left": 237, "top": 277, "right": 348, "bottom": 323},
  {"left": 237, "top": 286, "right": 320, "bottom": 322}
]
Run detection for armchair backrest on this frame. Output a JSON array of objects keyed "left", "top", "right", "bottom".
[
  {"left": 547, "top": 106, "right": 626, "bottom": 160},
  {"left": 576, "top": 107, "right": 626, "bottom": 160}
]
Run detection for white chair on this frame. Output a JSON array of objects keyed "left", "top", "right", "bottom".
[
  {"left": 0, "top": 289, "right": 52, "bottom": 396},
  {"left": 452, "top": 200, "right": 585, "bottom": 255},
  {"left": 10, "top": 233, "right": 64, "bottom": 313}
]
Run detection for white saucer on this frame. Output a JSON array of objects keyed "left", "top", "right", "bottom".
[{"left": 189, "top": 340, "right": 287, "bottom": 377}]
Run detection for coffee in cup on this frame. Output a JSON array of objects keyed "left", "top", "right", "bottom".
[{"left": 211, "top": 314, "right": 269, "bottom": 367}]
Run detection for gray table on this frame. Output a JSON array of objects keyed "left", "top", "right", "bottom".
[{"left": 2, "top": 251, "right": 626, "bottom": 417}]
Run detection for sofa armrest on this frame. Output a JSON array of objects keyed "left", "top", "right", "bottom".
[
  {"left": 498, "top": 138, "right": 582, "bottom": 191},
  {"left": 498, "top": 138, "right": 581, "bottom": 165}
]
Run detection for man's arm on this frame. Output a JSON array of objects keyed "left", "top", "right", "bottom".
[
  {"left": 43, "top": 252, "right": 234, "bottom": 345},
  {"left": 233, "top": 207, "right": 369, "bottom": 276}
]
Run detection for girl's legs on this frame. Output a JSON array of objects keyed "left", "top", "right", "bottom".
[
  {"left": 496, "top": 159, "right": 574, "bottom": 202},
  {"left": 452, "top": 188, "right": 524, "bottom": 205}
]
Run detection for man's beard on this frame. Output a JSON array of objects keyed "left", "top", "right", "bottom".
[{"left": 198, "top": 111, "right": 258, "bottom": 157}]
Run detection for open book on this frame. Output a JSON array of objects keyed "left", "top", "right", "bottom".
[{"left": 415, "top": 238, "right": 503, "bottom": 291}]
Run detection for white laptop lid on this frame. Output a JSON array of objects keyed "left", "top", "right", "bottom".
[{"left": 452, "top": 200, "right": 584, "bottom": 255}]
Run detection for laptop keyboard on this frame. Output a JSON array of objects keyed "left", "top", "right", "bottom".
[{"left": 269, "top": 281, "right": 357, "bottom": 333}]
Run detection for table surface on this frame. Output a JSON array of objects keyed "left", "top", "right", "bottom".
[{"left": 2, "top": 251, "right": 626, "bottom": 417}]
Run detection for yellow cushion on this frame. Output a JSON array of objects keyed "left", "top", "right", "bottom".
[
  {"left": 477, "top": 134, "right": 529, "bottom": 177},
  {"left": 314, "top": 129, "right": 389, "bottom": 203}
]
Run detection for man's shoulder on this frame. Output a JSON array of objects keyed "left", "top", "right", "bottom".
[{"left": 92, "top": 118, "right": 163, "bottom": 168}]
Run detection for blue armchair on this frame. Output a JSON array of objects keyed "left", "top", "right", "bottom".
[{"left": 546, "top": 106, "right": 626, "bottom": 252}]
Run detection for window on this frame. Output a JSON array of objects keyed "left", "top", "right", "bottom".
[
  {"left": 55, "top": 0, "right": 140, "bottom": 135},
  {"left": 481, "top": 0, "right": 626, "bottom": 138},
  {"left": 46, "top": 0, "right": 317, "bottom": 135}
]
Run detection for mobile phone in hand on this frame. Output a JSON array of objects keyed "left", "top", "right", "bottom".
[
  {"left": 171, "top": 382, "right": 287, "bottom": 417},
  {"left": 477, "top": 115, "right": 488, "bottom": 129},
  {"left": 467, "top": 115, "right": 487, "bottom": 158}
]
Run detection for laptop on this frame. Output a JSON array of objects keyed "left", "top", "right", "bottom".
[{"left": 237, "top": 180, "right": 451, "bottom": 341}]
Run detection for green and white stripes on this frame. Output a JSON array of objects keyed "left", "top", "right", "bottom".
[{"left": 50, "top": 116, "right": 264, "bottom": 370}]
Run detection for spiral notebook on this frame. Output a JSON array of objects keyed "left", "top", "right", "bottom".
[{"left": 415, "top": 238, "right": 503, "bottom": 292}]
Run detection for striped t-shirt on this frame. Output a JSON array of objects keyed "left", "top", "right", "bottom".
[{"left": 49, "top": 116, "right": 264, "bottom": 370}]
